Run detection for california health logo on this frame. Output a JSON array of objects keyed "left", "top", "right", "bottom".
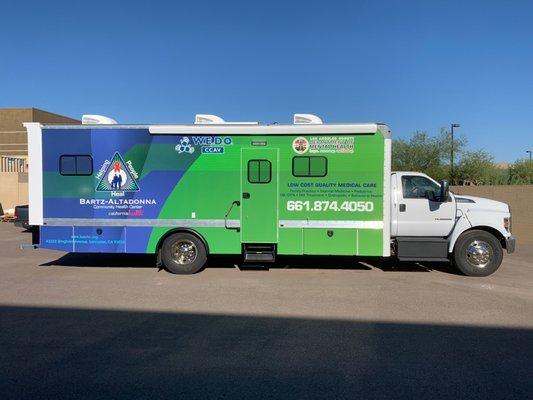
[
  {"left": 96, "top": 152, "right": 140, "bottom": 192},
  {"left": 175, "top": 137, "right": 195, "bottom": 154}
]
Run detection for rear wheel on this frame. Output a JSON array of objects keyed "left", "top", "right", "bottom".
[
  {"left": 161, "top": 232, "right": 207, "bottom": 274},
  {"left": 452, "top": 230, "right": 503, "bottom": 277}
]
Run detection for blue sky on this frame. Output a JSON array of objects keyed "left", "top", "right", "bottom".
[{"left": 1, "top": 0, "right": 531, "bottom": 162}]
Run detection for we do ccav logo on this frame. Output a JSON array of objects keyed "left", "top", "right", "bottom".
[
  {"left": 175, "top": 136, "right": 233, "bottom": 155},
  {"left": 175, "top": 137, "right": 195, "bottom": 154}
]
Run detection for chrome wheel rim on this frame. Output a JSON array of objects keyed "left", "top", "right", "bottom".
[
  {"left": 466, "top": 240, "right": 492, "bottom": 268},
  {"left": 171, "top": 240, "right": 197, "bottom": 265}
]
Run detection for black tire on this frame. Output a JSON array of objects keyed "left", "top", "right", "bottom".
[
  {"left": 160, "top": 232, "right": 207, "bottom": 274},
  {"left": 452, "top": 230, "right": 503, "bottom": 277}
]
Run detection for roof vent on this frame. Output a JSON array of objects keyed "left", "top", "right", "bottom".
[
  {"left": 195, "top": 114, "right": 226, "bottom": 124},
  {"left": 293, "top": 114, "right": 323, "bottom": 124},
  {"left": 194, "top": 114, "right": 258, "bottom": 125},
  {"left": 82, "top": 114, "right": 117, "bottom": 125}
]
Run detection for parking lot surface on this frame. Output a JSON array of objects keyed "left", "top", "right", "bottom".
[{"left": 0, "top": 223, "right": 532, "bottom": 399}]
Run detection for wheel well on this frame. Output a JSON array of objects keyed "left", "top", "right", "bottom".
[
  {"left": 155, "top": 228, "right": 210, "bottom": 255},
  {"left": 462, "top": 226, "right": 507, "bottom": 249}
]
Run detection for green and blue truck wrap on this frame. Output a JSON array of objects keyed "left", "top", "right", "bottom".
[{"left": 24, "top": 120, "right": 391, "bottom": 259}]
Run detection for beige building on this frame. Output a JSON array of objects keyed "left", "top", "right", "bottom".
[{"left": 0, "top": 108, "right": 80, "bottom": 211}]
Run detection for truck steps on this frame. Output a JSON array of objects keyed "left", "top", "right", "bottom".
[{"left": 243, "top": 244, "right": 276, "bottom": 263}]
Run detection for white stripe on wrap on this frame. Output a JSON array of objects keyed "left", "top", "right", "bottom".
[
  {"left": 279, "top": 220, "right": 383, "bottom": 229},
  {"left": 43, "top": 218, "right": 240, "bottom": 228},
  {"left": 43, "top": 218, "right": 383, "bottom": 230}
]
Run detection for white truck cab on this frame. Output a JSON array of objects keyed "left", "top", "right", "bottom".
[{"left": 390, "top": 172, "right": 515, "bottom": 276}]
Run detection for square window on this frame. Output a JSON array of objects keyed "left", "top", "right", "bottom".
[
  {"left": 292, "top": 156, "right": 327, "bottom": 177},
  {"left": 258, "top": 160, "right": 271, "bottom": 183},
  {"left": 292, "top": 157, "right": 309, "bottom": 177},
  {"left": 248, "top": 159, "right": 271, "bottom": 183},
  {"left": 248, "top": 161, "right": 260, "bottom": 182},
  {"left": 59, "top": 155, "right": 93, "bottom": 176},
  {"left": 309, "top": 157, "right": 327, "bottom": 177},
  {"left": 76, "top": 156, "right": 93, "bottom": 175},
  {"left": 60, "top": 156, "right": 76, "bottom": 175}
]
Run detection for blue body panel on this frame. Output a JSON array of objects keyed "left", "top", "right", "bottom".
[{"left": 40, "top": 127, "right": 199, "bottom": 253}]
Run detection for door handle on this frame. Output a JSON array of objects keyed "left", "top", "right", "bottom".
[
  {"left": 242, "top": 192, "right": 250, "bottom": 199},
  {"left": 224, "top": 200, "right": 241, "bottom": 232},
  {"left": 399, "top": 204, "right": 406, "bottom": 212}
]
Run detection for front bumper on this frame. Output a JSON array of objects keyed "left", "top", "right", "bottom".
[{"left": 505, "top": 236, "right": 516, "bottom": 254}]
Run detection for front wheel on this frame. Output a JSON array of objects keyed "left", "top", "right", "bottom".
[
  {"left": 161, "top": 232, "right": 207, "bottom": 274},
  {"left": 452, "top": 230, "right": 503, "bottom": 277}
]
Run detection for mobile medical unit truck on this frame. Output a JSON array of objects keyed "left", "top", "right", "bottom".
[{"left": 23, "top": 113, "right": 515, "bottom": 276}]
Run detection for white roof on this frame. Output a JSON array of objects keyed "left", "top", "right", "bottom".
[
  {"left": 41, "top": 123, "right": 389, "bottom": 136},
  {"left": 39, "top": 113, "right": 390, "bottom": 137},
  {"left": 39, "top": 122, "right": 390, "bottom": 137},
  {"left": 149, "top": 123, "right": 380, "bottom": 135}
]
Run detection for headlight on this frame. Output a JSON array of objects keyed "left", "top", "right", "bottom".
[{"left": 504, "top": 206, "right": 512, "bottom": 233}]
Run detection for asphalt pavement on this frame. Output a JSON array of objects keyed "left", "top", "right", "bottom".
[{"left": 0, "top": 223, "right": 531, "bottom": 399}]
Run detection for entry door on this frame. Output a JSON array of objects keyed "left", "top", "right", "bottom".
[
  {"left": 395, "top": 174, "right": 456, "bottom": 237},
  {"left": 241, "top": 148, "right": 278, "bottom": 243}
]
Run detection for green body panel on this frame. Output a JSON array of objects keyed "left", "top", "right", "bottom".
[
  {"left": 304, "top": 229, "right": 357, "bottom": 255},
  {"left": 356, "top": 229, "right": 383, "bottom": 256},
  {"left": 146, "top": 132, "right": 386, "bottom": 256},
  {"left": 241, "top": 148, "right": 279, "bottom": 243},
  {"left": 277, "top": 228, "right": 303, "bottom": 255},
  {"left": 277, "top": 228, "right": 383, "bottom": 256}
]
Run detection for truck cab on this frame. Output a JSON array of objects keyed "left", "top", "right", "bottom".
[{"left": 390, "top": 172, "right": 515, "bottom": 276}]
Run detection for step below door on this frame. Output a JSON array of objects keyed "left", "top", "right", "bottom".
[{"left": 241, "top": 148, "right": 278, "bottom": 243}]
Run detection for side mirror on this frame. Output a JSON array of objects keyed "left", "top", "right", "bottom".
[{"left": 439, "top": 180, "right": 450, "bottom": 202}]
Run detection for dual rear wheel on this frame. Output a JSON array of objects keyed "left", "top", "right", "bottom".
[{"left": 160, "top": 232, "right": 207, "bottom": 274}]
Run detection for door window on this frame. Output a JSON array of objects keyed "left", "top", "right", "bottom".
[
  {"left": 401, "top": 176, "right": 440, "bottom": 200},
  {"left": 248, "top": 159, "right": 271, "bottom": 183}
]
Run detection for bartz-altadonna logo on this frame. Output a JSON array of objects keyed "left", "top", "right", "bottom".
[{"left": 95, "top": 152, "right": 140, "bottom": 192}]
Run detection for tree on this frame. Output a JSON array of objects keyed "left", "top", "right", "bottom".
[
  {"left": 392, "top": 131, "right": 440, "bottom": 174},
  {"left": 509, "top": 158, "right": 533, "bottom": 184},
  {"left": 455, "top": 150, "right": 498, "bottom": 185},
  {"left": 435, "top": 128, "right": 468, "bottom": 167},
  {"left": 392, "top": 129, "right": 467, "bottom": 181},
  {"left": 392, "top": 130, "right": 532, "bottom": 185}
]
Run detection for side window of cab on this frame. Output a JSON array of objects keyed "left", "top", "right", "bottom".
[{"left": 401, "top": 176, "right": 441, "bottom": 200}]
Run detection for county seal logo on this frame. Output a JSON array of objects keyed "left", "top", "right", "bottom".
[{"left": 292, "top": 137, "right": 309, "bottom": 154}]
